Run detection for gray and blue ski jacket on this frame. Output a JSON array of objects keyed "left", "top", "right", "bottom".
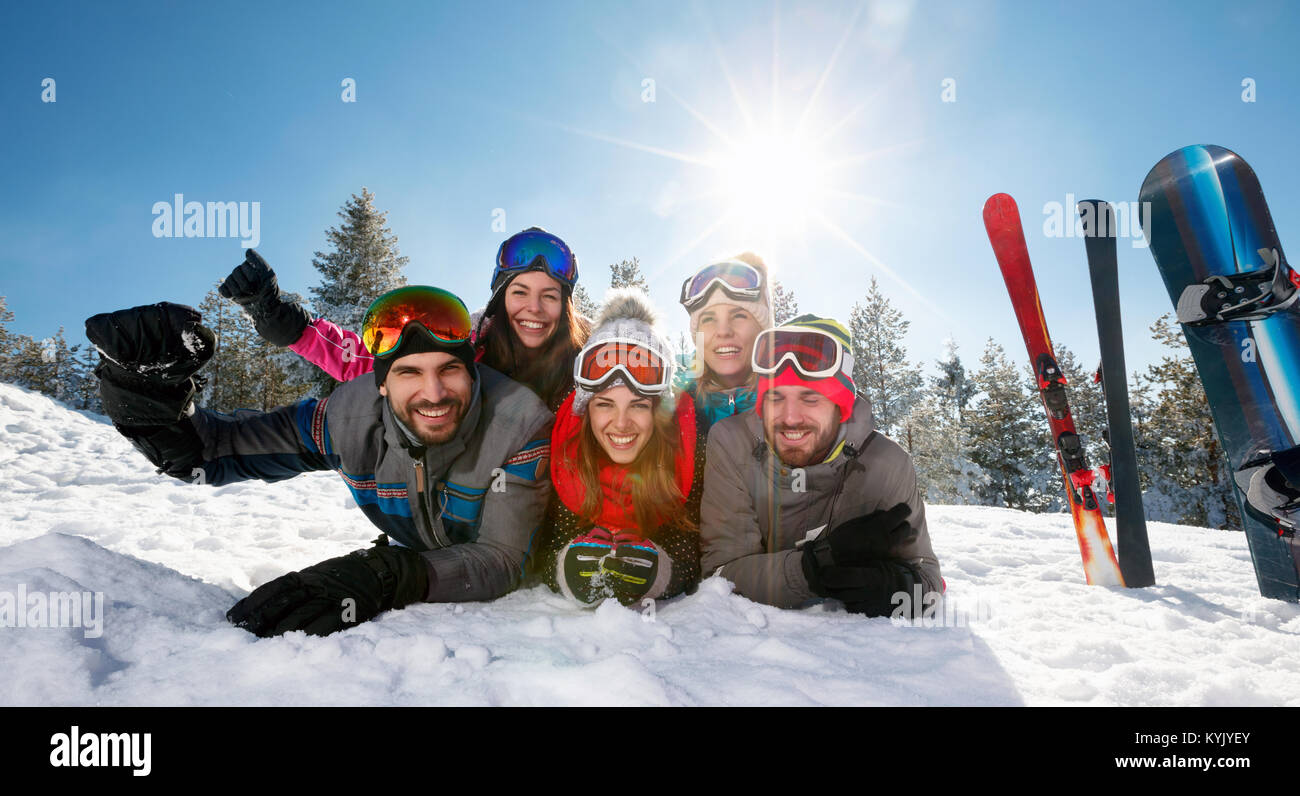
[{"left": 187, "top": 364, "right": 554, "bottom": 603}]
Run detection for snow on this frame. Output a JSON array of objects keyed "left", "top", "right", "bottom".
[{"left": 1, "top": 382, "right": 1297, "bottom": 706}]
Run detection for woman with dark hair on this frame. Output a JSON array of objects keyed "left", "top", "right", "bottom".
[
  {"left": 469, "top": 229, "right": 591, "bottom": 411},
  {"left": 219, "top": 227, "right": 590, "bottom": 412},
  {"left": 536, "top": 288, "right": 703, "bottom": 606},
  {"left": 675, "top": 251, "right": 774, "bottom": 432}
]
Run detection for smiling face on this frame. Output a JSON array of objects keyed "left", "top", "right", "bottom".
[
  {"left": 695, "top": 305, "right": 761, "bottom": 388},
  {"left": 502, "top": 270, "right": 565, "bottom": 349},
  {"left": 761, "top": 383, "right": 841, "bottom": 467},
  {"left": 585, "top": 384, "right": 655, "bottom": 465},
  {"left": 379, "top": 351, "right": 473, "bottom": 446}
]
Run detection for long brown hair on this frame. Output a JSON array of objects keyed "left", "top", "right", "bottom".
[
  {"left": 574, "top": 397, "right": 695, "bottom": 537},
  {"left": 477, "top": 285, "right": 590, "bottom": 410}
]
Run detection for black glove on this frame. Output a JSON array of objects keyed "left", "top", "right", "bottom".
[
  {"left": 85, "top": 301, "right": 216, "bottom": 420},
  {"left": 818, "top": 503, "right": 915, "bottom": 565},
  {"left": 601, "top": 538, "right": 661, "bottom": 604},
  {"left": 818, "top": 560, "right": 922, "bottom": 618},
  {"left": 226, "top": 544, "right": 430, "bottom": 637},
  {"left": 219, "top": 249, "right": 310, "bottom": 346},
  {"left": 85, "top": 302, "right": 215, "bottom": 477},
  {"left": 801, "top": 503, "right": 922, "bottom": 617}
]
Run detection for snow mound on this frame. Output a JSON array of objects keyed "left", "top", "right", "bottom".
[{"left": 1, "top": 382, "right": 1297, "bottom": 706}]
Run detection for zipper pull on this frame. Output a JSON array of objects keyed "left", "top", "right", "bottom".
[{"left": 414, "top": 460, "right": 425, "bottom": 493}]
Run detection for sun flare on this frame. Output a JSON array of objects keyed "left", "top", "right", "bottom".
[{"left": 716, "top": 133, "right": 832, "bottom": 236}]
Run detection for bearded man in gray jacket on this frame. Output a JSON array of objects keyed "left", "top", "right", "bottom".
[
  {"left": 700, "top": 314, "right": 942, "bottom": 616},
  {"left": 86, "top": 286, "right": 553, "bottom": 637}
]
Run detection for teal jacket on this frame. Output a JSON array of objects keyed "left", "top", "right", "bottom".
[{"left": 677, "top": 371, "right": 757, "bottom": 433}]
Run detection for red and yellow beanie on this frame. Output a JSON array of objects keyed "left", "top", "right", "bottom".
[{"left": 754, "top": 314, "right": 857, "bottom": 423}]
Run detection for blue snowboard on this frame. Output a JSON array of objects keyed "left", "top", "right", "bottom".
[{"left": 1140, "top": 144, "right": 1300, "bottom": 602}]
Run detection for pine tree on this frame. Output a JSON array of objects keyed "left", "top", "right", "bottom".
[
  {"left": 966, "top": 339, "right": 1049, "bottom": 511},
  {"left": 609, "top": 257, "right": 647, "bottom": 290},
  {"left": 70, "top": 343, "right": 102, "bottom": 413},
  {"left": 905, "top": 391, "right": 984, "bottom": 504},
  {"left": 848, "top": 277, "right": 923, "bottom": 438},
  {"left": 15, "top": 329, "right": 73, "bottom": 400},
  {"left": 305, "top": 188, "right": 409, "bottom": 396},
  {"left": 0, "top": 296, "right": 14, "bottom": 380},
  {"left": 199, "top": 284, "right": 250, "bottom": 412},
  {"left": 930, "top": 339, "right": 974, "bottom": 424},
  {"left": 572, "top": 283, "right": 599, "bottom": 320},
  {"left": 771, "top": 280, "right": 799, "bottom": 326},
  {"left": 1133, "top": 314, "right": 1237, "bottom": 528}
]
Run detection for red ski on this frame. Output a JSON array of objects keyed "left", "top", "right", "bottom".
[{"left": 983, "top": 193, "right": 1125, "bottom": 586}]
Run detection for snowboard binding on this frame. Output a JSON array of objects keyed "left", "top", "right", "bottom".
[
  {"left": 1176, "top": 248, "right": 1300, "bottom": 325},
  {"left": 1235, "top": 447, "right": 1300, "bottom": 535}
]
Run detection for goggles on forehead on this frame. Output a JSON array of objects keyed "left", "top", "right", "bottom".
[
  {"left": 492, "top": 228, "right": 579, "bottom": 292},
  {"left": 679, "top": 259, "right": 763, "bottom": 310},
  {"left": 360, "top": 286, "right": 472, "bottom": 358}
]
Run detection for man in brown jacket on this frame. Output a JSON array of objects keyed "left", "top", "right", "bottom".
[{"left": 700, "top": 314, "right": 942, "bottom": 616}]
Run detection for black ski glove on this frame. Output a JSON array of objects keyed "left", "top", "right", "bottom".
[
  {"left": 801, "top": 503, "right": 922, "bottom": 617},
  {"left": 812, "top": 559, "right": 922, "bottom": 618},
  {"left": 85, "top": 301, "right": 216, "bottom": 425},
  {"left": 226, "top": 544, "right": 430, "bottom": 637},
  {"left": 219, "top": 249, "right": 310, "bottom": 347},
  {"left": 86, "top": 302, "right": 216, "bottom": 478},
  {"left": 812, "top": 503, "right": 916, "bottom": 565}
]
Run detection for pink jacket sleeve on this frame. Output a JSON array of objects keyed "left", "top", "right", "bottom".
[{"left": 288, "top": 318, "right": 375, "bottom": 382}]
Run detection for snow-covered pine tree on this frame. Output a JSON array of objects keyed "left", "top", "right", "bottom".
[
  {"left": 966, "top": 338, "right": 1049, "bottom": 511},
  {"left": 0, "top": 297, "right": 14, "bottom": 380},
  {"left": 305, "top": 188, "right": 409, "bottom": 396},
  {"left": 771, "top": 280, "right": 799, "bottom": 326},
  {"left": 847, "top": 277, "right": 923, "bottom": 438},
  {"left": 930, "top": 338, "right": 974, "bottom": 424},
  {"left": 609, "top": 258, "right": 647, "bottom": 290},
  {"left": 572, "top": 283, "right": 599, "bottom": 321},
  {"left": 70, "top": 342, "right": 102, "bottom": 412},
  {"left": 904, "top": 391, "right": 984, "bottom": 504},
  {"left": 199, "top": 284, "right": 246, "bottom": 412},
  {"left": 1132, "top": 314, "right": 1238, "bottom": 528}
]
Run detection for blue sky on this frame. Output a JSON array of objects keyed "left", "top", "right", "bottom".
[{"left": 2, "top": 0, "right": 1297, "bottom": 381}]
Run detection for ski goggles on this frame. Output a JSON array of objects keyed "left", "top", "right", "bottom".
[
  {"left": 679, "top": 259, "right": 764, "bottom": 310},
  {"left": 492, "top": 228, "right": 579, "bottom": 292},
  {"left": 574, "top": 338, "right": 672, "bottom": 396},
  {"left": 361, "top": 286, "right": 473, "bottom": 358},
  {"left": 751, "top": 327, "right": 845, "bottom": 379}
]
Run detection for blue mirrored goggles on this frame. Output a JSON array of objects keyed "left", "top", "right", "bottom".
[{"left": 492, "top": 228, "right": 579, "bottom": 292}]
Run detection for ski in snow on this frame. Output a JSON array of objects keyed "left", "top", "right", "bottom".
[
  {"left": 984, "top": 192, "right": 1125, "bottom": 586},
  {"left": 1078, "top": 199, "right": 1156, "bottom": 588}
]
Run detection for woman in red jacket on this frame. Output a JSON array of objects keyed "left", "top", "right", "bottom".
[{"left": 536, "top": 288, "right": 704, "bottom": 606}]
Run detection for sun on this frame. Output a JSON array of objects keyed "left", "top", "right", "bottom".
[{"left": 716, "top": 132, "right": 832, "bottom": 236}]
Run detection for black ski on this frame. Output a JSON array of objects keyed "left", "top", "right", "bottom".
[{"left": 1078, "top": 199, "right": 1156, "bottom": 588}]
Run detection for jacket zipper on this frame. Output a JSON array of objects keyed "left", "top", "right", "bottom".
[{"left": 412, "top": 459, "right": 448, "bottom": 548}]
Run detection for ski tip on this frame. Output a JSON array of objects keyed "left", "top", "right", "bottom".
[
  {"left": 983, "top": 193, "right": 1016, "bottom": 213},
  {"left": 982, "top": 193, "right": 1020, "bottom": 228}
]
